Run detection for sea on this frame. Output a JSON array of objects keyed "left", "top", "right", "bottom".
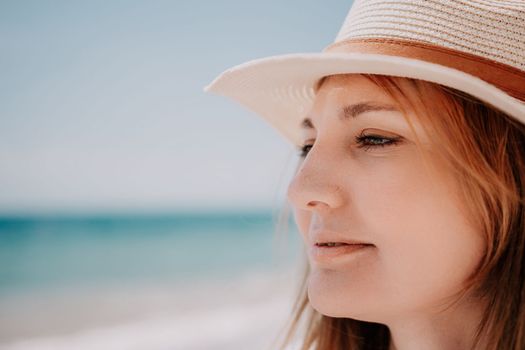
[{"left": 0, "top": 210, "right": 305, "bottom": 350}]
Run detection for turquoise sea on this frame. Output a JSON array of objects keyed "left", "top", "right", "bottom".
[{"left": 0, "top": 211, "right": 304, "bottom": 350}]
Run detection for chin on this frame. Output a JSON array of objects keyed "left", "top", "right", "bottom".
[
  {"left": 307, "top": 282, "right": 354, "bottom": 318},
  {"left": 307, "top": 277, "right": 382, "bottom": 322}
]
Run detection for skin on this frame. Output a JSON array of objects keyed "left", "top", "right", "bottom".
[{"left": 286, "top": 75, "right": 487, "bottom": 350}]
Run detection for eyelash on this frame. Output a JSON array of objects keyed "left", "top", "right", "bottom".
[{"left": 298, "top": 133, "right": 402, "bottom": 158}]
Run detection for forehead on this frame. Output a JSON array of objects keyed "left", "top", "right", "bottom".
[
  {"left": 316, "top": 74, "right": 395, "bottom": 105},
  {"left": 305, "top": 74, "right": 433, "bottom": 144},
  {"left": 305, "top": 74, "right": 405, "bottom": 126}
]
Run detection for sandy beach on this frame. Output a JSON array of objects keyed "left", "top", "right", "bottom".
[{"left": 0, "top": 266, "right": 303, "bottom": 350}]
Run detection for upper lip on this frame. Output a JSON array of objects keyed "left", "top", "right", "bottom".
[{"left": 310, "top": 230, "right": 372, "bottom": 246}]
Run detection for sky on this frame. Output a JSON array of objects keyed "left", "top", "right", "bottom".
[{"left": 0, "top": 0, "right": 352, "bottom": 214}]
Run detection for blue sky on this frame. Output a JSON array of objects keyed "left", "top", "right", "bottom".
[{"left": 0, "top": 0, "right": 351, "bottom": 214}]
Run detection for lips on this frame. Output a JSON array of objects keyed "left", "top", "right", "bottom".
[
  {"left": 315, "top": 242, "right": 371, "bottom": 247},
  {"left": 316, "top": 242, "right": 350, "bottom": 247},
  {"left": 311, "top": 230, "right": 372, "bottom": 247},
  {"left": 308, "top": 231, "right": 374, "bottom": 265}
]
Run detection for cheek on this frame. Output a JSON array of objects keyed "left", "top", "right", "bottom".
[{"left": 361, "top": 155, "right": 485, "bottom": 312}]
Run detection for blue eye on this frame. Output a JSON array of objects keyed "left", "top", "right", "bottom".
[
  {"left": 298, "top": 134, "right": 402, "bottom": 158},
  {"left": 355, "top": 134, "right": 402, "bottom": 152}
]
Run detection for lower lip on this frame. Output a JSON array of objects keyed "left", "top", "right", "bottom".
[{"left": 309, "top": 244, "right": 374, "bottom": 264}]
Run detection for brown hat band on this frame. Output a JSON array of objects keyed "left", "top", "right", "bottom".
[{"left": 324, "top": 38, "right": 525, "bottom": 102}]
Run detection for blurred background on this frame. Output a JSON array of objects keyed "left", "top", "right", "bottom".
[{"left": 0, "top": 1, "right": 350, "bottom": 349}]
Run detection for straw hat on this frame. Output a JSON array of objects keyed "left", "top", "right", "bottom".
[{"left": 204, "top": 0, "right": 525, "bottom": 147}]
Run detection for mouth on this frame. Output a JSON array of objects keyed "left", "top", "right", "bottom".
[
  {"left": 315, "top": 242, "right": 368, "bottom": 247},
  {"left": 314, "top": 239, "right": 374, "bottom": 246},
  {"left": 309, "top": 241, "right": 374, "bottom": 264}
]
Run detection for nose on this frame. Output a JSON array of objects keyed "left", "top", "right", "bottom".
[{"left": 286, "top": 153, "right": 345, "bottom": 212}]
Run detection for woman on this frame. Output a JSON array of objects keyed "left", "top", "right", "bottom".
[{"left": 205, "top": 1, "right": 525, "bottom": 349}]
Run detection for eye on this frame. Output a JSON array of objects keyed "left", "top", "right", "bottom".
[
  {"left": 355, "top": 133, "right": 403, "bottom": 152},
  {"left": 298, "top": 144, "right": 313, "bottom": 158},
  {"left": 297, "top": 133, "right": 402, "bottom": 158}
]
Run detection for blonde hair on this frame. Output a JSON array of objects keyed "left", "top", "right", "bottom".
[{"left": 273, "top": 73, "right": 525, "bottom": 350}]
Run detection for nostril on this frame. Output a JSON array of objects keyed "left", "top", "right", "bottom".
[
  {"left": 307, "top": 200, "right": 329, "bottom": 210},
  {"left": 307, "top": 201, "right": 318, "bottom": 208},
  {"left": 286, "top": 171, "right": 345, "bottom": 210}
]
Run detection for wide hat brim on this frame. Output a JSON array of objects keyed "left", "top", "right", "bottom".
[{"left": 204, "top": 52, "right": 525, "bottom": 147}]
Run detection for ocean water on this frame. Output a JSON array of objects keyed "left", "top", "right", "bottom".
[{"left": 0, "top": 211, "right": 305, "bottom": 350}]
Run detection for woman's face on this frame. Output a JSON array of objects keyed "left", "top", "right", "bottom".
[{"left": 287, "top": 74, "right": 485, "bottom": 322}]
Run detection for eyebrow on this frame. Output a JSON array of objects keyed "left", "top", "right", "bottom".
[{"left": 300, "top": 101, "right": 400, "bottom": 129}]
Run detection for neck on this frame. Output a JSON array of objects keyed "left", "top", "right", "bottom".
[{"left": 386, "top": 296, "right": 487, "bottom": 350}]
